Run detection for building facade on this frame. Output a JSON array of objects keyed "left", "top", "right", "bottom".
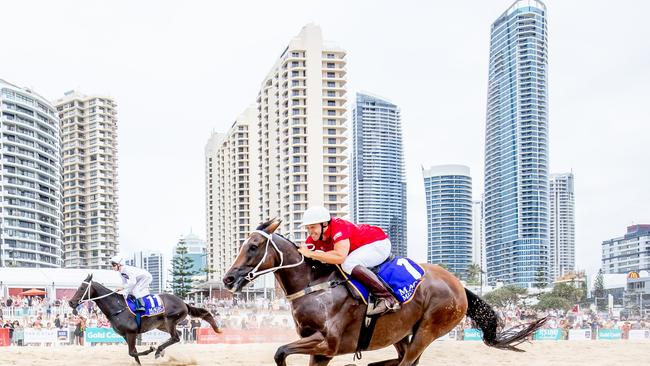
[
  {"left": 549, "top": 173, "right": 575, "bottom": 280},
  {"left": 423, "top": 165, "right": 473, "bottom": 279},
  {"left": 350, "top": 93, "right": 406, "bottom": 256},
  {"left": 256, "top": 24, "right": 348, "bottom": 242},
  {"left": 602, "top": 225, "right": 650, "bottom": 274},
  {"left": 472, "top": 200, "right": 485, "bottom": 272},
  {"left": 0, "top": 79, "right": 63, "bottom": 268},
  {"left": 205, "top": 106, "right": 260, "bottom": 282},
  {"left": 54, "top": 91, "right": 119, "bottom": 269},
  {"left": 483, "top": 0, "right": 549, "bottom": 287},
  {"left": 173, "top": 232, "right": 207, "bottom": 282},
  {"left": 126, "top": 251, "right": 164, "bottom": 294}
]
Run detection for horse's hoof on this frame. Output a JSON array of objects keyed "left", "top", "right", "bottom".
[{"left": 155, "top": 350, "right": 165, "bottom": 359}]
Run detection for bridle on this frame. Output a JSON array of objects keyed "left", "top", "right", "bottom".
[
  {"left": 243, "top": 230, "right": 312, "bottom": 282},
  {"left": 77, "top": 279, "right": 119, "bottom": 304}
]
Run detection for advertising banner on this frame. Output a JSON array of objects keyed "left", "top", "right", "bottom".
[
  {"left": 628, "top": 330, "right": 650, "bottom": 340},
  {"left": 141, "top": 329, "right": 172, "bottom": 343},
  {"left": 436, "top": 329, "right": 458, "bottom": 341},
  {"left": 197, "top": 328, "right": 297, "bottom": 344},
  {"left": 85, "top": 328, "right": 126, "bottom": 344},
  {"left": 533, "top": 328, "right": 563, "bottom": 340},
  {"left": 598, "top": 329, "right": 622, "bottom": 340},
  {"left": 0, "top": 328, "right": 9, "bottom": 346},
  {"left": 24, "top": 328, "right": 58, "bottom": 344},
  {"left": 568, "top": 329, "right": 591, "bottom": 341},
  {"left": 463, "top": 329, "right": 483, "bottom": 341}
]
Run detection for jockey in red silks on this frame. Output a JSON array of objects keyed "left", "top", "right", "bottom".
[{"left": 298, "top": 206, "right": 400, "bottom": 315}]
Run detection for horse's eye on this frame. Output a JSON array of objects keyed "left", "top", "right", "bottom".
[{"left": 248, "top": 245, "right": 258, "bottom": 253}]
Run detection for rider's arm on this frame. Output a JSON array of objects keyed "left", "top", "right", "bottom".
[{"left": 304, "top": 239, "right": 350, "bottom": 265}]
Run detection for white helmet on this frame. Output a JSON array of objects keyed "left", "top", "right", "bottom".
[
  {"left": 110, "top": 256, "right": 124, "bottom": 266},
  {"left": 302, "top": 206, "right": 331, "bottom": 226}
]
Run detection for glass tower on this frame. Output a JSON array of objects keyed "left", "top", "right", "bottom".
[{"left": 484, "top": 0, "right": 549, "bottom": 287}]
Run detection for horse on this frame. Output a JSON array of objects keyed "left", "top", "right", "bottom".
[
  {"left": 223, "top": 218, "right": 547, "bottom": 366},
  {"left": 68, "top": 274, "right": 221, "bottom": 364}
]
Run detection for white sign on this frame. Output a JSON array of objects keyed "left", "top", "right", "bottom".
[
  {"left": 24, "top": 328, "right": 58, "bottom": 344},
  {"left": 568, "top": 329, "right": 591, "bottom": 341},
  {"left": 141, "top": 329, "right": 171, "bottom": 343},
  {"left": 435, "top": 330, "right": 457, "bottom": 341},
  {"left": 629, "top": 330, "right": 650, "bottom": 340}
]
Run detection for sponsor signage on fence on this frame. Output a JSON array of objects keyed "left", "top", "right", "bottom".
[
  {"left": 534, "top": 328, "right": 563, "bottom": 341},
  {"left": 24, "top": 328, "right": 58, "bottom": 344},
  {"left": 141, "top": 329, "right": 173, "bottom": 343},
  {"left": 598, "top": 329, "right": 622, "bottom": 340},
  {"left": 568, "top": 329, "right": 592, "bottom": 341},
  {"left": 0, "top": 328, "right": 10, "bottom": 346},
  {"left": 197, "top": 328, "right": 297, "bottom": 344},
  {"left": 85, "top": 328, "right": 126, "bottom": 344},
  {"left": 628, "top": 330, "right": 650, "bottom": 340},
  {"left": 463, "top": 328, "right": 483, "bottom": 341},
  {"left": 435, "top": 330, "right": 457, "bottom": 341}
]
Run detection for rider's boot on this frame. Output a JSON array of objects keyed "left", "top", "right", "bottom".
[
  {"left": 136, "top": 297, "right": 146, "bottom": 313},
  {"left": 351, "top": 265, "right": 400, "bottom": 316}
]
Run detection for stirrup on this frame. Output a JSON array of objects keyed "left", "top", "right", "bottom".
[{"left": 367, "top": 299, "right": 400, "bottom": 316}]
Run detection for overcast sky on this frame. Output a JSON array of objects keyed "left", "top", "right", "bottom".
[{"left": 2, "top": 0, "right": 649, "bottom": 277}]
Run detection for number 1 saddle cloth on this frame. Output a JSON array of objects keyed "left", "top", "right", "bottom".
[{"left": 338, "top": 256, "right": 425, "bottom": 305}]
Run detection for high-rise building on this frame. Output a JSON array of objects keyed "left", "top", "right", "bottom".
[
  {"left": 173, "top": 232, "right": 207, "bottom": 282},
  {"left": 205, "top": 106, "right": 260, "bottom": 282},
  {"left": 351, "top": 93, "right": 406, "bottom": 256},
  {"left": 126, "top": 251, "right": 165, "bottom": 294},
  {"left": 423, "top": 165, "right": 473, "bottom": 279},
  {"left": 0, "top": 79, "right": 63, "bottom": 268},
  {"left": 549, "top": 173, "right": 575, "bottom": 279},
  {"left": 602, "top": 225, "right": 650, "bottom": 274},
  {"left": 483, "top": 0, "right": 549, "bottom": 287},
  {"left": 54, "top": 91, "right": 119, "bottom": 269},
  {"left": 256, "top": 24, "right": 348, "bottom": 242}
]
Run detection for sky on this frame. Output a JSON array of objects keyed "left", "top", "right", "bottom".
[{"left": 2, "top": 0, "right": 649, "bottom": 278}]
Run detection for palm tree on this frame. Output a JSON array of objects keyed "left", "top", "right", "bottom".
[{"left": 467, "top": 263, "right": 482, "bottom": 285}]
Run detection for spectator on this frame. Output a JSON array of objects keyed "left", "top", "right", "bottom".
[
  {"left": 54, "top": 314, "right": 62, "bottom": 329},
  {"left": 74, "top": 316, "right": 86, "bottom": 346}
]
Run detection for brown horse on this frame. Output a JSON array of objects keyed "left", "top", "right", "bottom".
[
  {"left": 223, "top": 218, "right": 546, "bottom": 366},
  {"left": 68, "top": 274, "right": 221, "bottom": 364}
]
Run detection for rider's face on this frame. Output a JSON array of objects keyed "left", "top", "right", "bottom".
[
  {"left": 111, "top": 263, "right": 119, "bottom": 271},
  {"left": 306, "top": 224, "right": 324, "bottom": 241}
]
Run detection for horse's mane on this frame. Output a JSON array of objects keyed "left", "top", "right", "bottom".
[{"left": 270, "top": 232, "right": 339, "bottom": 282}]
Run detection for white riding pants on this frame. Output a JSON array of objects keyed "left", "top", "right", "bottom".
[{"left": 342, "top": 238, "right": 392, "bottom": 274}]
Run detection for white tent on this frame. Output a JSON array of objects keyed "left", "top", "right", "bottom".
[{"left": 0, "top": 267, "right": 122, "bottom": 299}]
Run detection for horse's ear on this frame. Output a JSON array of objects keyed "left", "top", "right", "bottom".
[
  {"left": 264, "top": 217, "right": 282, "bottom": 234},
  {"left": 88, "top": 273, "right": 93, "bottom": 281}
]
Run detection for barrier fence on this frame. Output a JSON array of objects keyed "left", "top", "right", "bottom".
[{"left": 2, "top": 328, "right": 650, "bottom": 347}]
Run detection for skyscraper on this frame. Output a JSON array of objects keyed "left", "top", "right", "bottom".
[
  {"left": 126, "top": 251, "right": 165, "bottom": 294},
  {"left": 256, "top": 24, "right": 348, "bottom": 241},
  {"left": 205, "top": 106, "right": 260, "bottom": 282},
  {"left": 351, "top": 93, "right": 406, "bottom": 256},
  {"left": 483, "top": 0, "right": 549, "bottom": 287},
  {"left": 55, "top": 91, "right": 119, "bottom": 269},
  {"left": 602, "top": 225, "right": 650, "bottom": 274},
  {"left": 423, "top": 165, "right": 473, "bottom": 279},
  {"left": 173, "top": 232, "right": 207, "bottom": 282},
  {"left": 549, "top": 173, "right": 575, "bottom": 279},
  {"left": 472, "top": 200, "right": 485, "bottom": 272},
  {"left": 0, "top": 79, "right": 63, "bottom": 268}
]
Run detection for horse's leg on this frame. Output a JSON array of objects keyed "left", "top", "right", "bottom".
[
  {"left": 397, "top": 324, "right": 442, "bottom": 366},
  {"left": 126, "top": 333, "right": 142, "bottom": 365},
  {"left": 155, "top": 322, "right": 181, "bottom": 358},
  {"left": 274, "top": 332, "right": 333, "bottom": 366},
  {"left": 309, "top": 354, "right": 333, "bottom": 366},
  {"left": 367, "top": 335, "right": 410, "bottom": 366}
]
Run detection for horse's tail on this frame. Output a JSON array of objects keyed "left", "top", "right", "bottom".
[
  {"left": 464, "top": 288, "right": 547, "bottom": 352},
  {"left": 186, "top": 304, "right": 222, "bottom": 334}
]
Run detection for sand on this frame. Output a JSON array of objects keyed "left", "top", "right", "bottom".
[{"left": 2, "top": 341, "right": 648, "bottom": 365}]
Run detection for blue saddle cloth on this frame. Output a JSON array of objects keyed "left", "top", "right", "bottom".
[
  {"left": 343, "top": 257, "right": 425, "bottom": 304},
  {"left": 126, "top": 294, "right": 165, "bottom": 317}
]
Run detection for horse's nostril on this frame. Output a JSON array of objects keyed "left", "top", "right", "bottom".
[{"left": 224, "top": 276, "right": 234, "bottom": 285}]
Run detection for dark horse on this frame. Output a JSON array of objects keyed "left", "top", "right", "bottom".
[
  {"left": 69, "top": 274, "right": 221, "bottom": 364},
  {"left": 223, "top": 218, "right": 547, "bottom": 366}
]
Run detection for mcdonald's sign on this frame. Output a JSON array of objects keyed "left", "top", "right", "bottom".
[{"left": 628, "top": 271, "right": 640, "bottom": 279}]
